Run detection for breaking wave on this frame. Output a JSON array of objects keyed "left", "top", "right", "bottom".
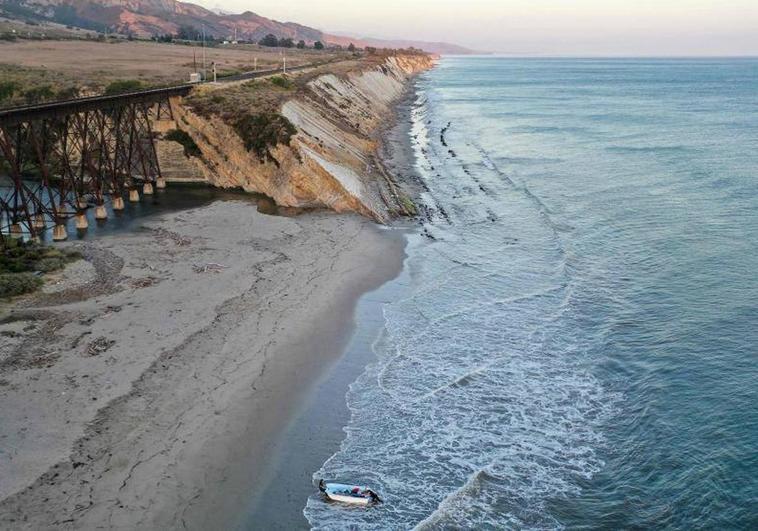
[{"left": 304, "top": 66, "right": 617, "bottom": 530}]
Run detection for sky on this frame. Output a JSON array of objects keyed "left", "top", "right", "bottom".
[{"left": 193, "top": 0, "right": 758, "bottom": 56}]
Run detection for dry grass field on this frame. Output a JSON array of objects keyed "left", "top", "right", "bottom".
[{"left": 0, "top": 39, "right": 348, "bottom": 106}]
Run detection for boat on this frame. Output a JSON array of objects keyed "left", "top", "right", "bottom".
[{"left": 318, "top": 480, "right": 381, "bottom": 505}]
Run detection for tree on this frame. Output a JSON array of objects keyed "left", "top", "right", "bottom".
[
  {"left": 347, "top": 42, "right": 356, "bottom": 52},
  {"left": 314, "top": 40, "right": 324, "bottom": 50},
  {"left": 296, "top": 40, "right": 305, "bottom": 49},
  {"left": 176, "top": 24, "right": 200, "bottom": 41},
  {"left": 259, "top": 33, "right": 279, "bottom": 47},
  {"left": 278, "top": 37, "right": 294, "bottom": 48}
]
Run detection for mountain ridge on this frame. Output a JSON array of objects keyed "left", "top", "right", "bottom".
[{"left": 0, "top": 0, "right": 477, "bottom": 54}]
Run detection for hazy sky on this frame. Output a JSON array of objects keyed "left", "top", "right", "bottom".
[{"left": 194, "top": 0, "right": 758, "bottom": 55}]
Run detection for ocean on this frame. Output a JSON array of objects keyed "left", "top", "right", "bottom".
[{"left": 304, "top": 57, "right": 758, "bottom": 529}]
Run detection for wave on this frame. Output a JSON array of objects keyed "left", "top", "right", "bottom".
[{"left": 304, "top": 67, "right": 618, "bottom": 530}]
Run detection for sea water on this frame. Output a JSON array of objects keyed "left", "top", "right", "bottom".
[{"left": 305, "top": 58, "right": 758, "bottom": 529}]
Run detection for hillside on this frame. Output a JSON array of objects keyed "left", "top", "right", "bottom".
[
  {"left": 0, "top": 0, "right": 476, "bottom": 53},
  {"left": 0, "top": 0, "right": 327, "bottom": 42}
]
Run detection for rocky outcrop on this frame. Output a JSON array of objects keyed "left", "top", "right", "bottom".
[{"left": 160, "top": 54, "right": 435, "bottom": 222}]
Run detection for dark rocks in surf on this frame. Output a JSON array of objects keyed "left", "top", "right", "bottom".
[{"left": 440, "top": 121, "right": 451, "bottom": 146}]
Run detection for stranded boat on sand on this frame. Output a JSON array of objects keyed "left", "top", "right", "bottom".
[{"left": 319, "top": 480, "right": 381, "bottom": 506}]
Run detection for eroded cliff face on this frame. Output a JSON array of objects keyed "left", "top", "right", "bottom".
[{"left": 157, "top": 54, "right": 435, "bottom": 222}]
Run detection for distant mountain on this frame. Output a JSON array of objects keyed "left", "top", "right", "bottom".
[
  {"left": 0, "top": 0, "right": 330, "bottom": 42},
  {"left": 358, "top": 38, "right": 479, "bottom": 56},
  {"left": 208, "top": 3, "right": 232, "bottom": 16},
  {"left": 0, "top": 0, "right": 474, "bottom": 53}
]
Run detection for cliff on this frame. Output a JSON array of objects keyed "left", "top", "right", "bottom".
[{"left": 156, "top": 54, "right": 435, "bottom": 222}]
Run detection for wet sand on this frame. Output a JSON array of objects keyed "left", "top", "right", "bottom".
[{"left": 0, "top": 201, "right": 405, "bottom": 529}]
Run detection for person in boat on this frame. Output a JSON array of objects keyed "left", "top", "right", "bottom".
[
  {"left": 318, "top": 480, "right": 381, "bottom": 503},
  {"left": 349, "top": 486, "right": 375, "bottom": 500}
]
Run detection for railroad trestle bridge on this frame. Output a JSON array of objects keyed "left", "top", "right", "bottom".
[{"left": 0, "top": 85, "right": 193, "bottom": 243}]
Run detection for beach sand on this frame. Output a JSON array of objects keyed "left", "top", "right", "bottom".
[{"left": 0, "top": 201, "right": 405, "bottom": 529}]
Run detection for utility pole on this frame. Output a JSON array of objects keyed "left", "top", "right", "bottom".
[
  {"left": 202, "top": 25, "right": 207, "bottom": 81},
  {"left": 254, "top": 56, "right": 258, "bottom": 71},
  {"left": 282, "top": 49, "right": 287, "bottom": 75}
]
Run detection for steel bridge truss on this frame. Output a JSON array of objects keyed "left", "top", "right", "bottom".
[{"left": 0, "top": 92, "right": 180, "bottom": 243}]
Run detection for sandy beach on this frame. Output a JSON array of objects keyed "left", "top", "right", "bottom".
[{"left": 0, "top": 200, "right": 405, "bottom": 529}]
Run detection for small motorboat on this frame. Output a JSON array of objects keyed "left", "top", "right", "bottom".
[{"left": 318, "top": 480, "right": 381, "bottom": 506}]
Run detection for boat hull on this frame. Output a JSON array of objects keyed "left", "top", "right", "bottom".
[{"left": 325, "top": 493, "right": 370, "bottom": 506}]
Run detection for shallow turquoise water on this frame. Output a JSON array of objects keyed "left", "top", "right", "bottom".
[{"left": 306, "top": 58, "right": 758, "bottom": 529}]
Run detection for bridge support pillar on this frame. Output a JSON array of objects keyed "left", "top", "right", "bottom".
[
  {"left": 33, "top": 214, "right": 46, "bottom": 230},
  {"left": 52, "top": 224, "right": 68, "bottom": 242},
  {"left": 75, "top": 212, "right": 89, "bottom": 230},
  {"left": 1, "top": 89, "right": 185, "bottom": 240},
  {"left": 112, "top": 197, "right": 125, "bottom": 211},
  {"left": 10, "top": 223, "right": 23, "bottom": 238}
]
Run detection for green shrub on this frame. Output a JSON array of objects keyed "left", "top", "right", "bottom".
[
  {"left": 234, "top": 112, "right": 297, "bottom": 166},
  {"left": 399, "top": 194, "right": 417, "bottom": 216},
  {"left": 0, "top": 81, "right": 19, "bottom": 103},
  {"left": 217, "top": 69, "right": 241, "bottom": 79},
  {"left": 56, "top": 85, "right": 80, "bottom": 100},
  {"left": 1, "top": 238, "right": 80, "bottom": 275},
  {"left": 104, "top": 79, "right": 143, "bottom": 96},
  {"left": 23, "top": 85, "right": 55, "bottom": 104},
  {"left": 164, "top": 129, "right": 202, "bottom": 158},
  {"left": 269, "top": 76, "right": 293, "bottom": 90},
  {"left": 34, "top": 256, "right": 68, "bottom": 272},
  {"left": 0, "top": 273, "right": 43, "bottom": 298}
]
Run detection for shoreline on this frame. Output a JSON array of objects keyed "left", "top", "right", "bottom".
[
  {"left": 0, "top": 202, "right": 406, "bottom": 529},
  {"left": 240, "top": 79, "right": 424, "bottom": 529}
]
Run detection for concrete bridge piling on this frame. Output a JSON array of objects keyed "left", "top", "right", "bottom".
[{"left": 0, "top": 85, "right": 192, "bottom": 243}]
